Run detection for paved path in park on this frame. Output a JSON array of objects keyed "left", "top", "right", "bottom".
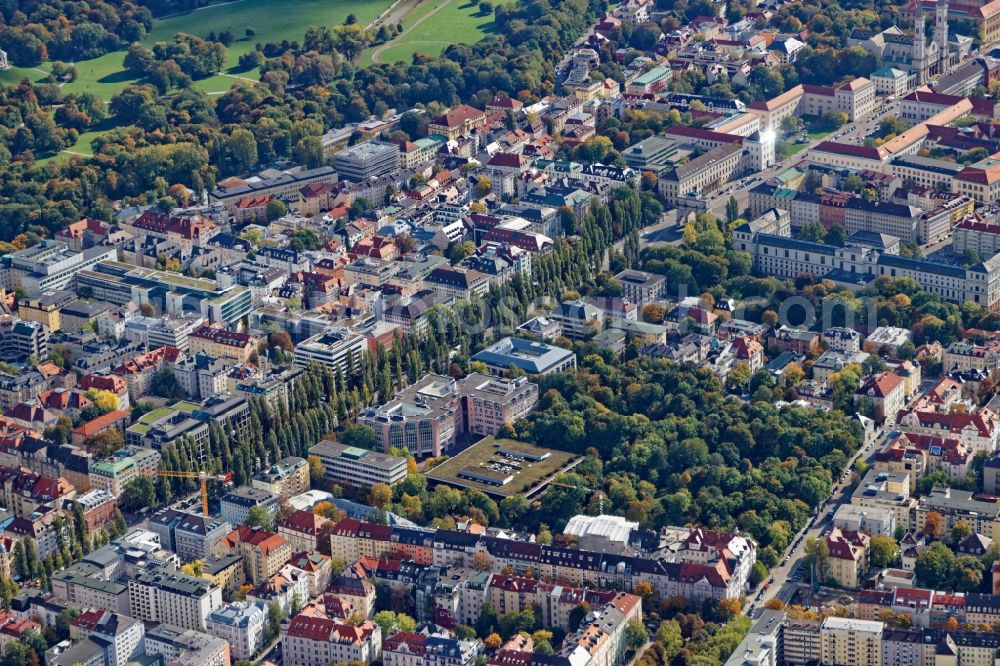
[{"left": 370, "top": 0, "right": 456, "bottom": 64}]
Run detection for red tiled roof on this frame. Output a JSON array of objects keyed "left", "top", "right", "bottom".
[
  {"left": 78, "top": 374, "right": 127, "bottom": 394},
  {"left": 384, "top": 632, "right": 427, "bottom": 655},
  {"left": 72, "top": 410, "right": 130, "bottom": 438},
  {"left": 236, "top": 195, "right": 272, "bottom": 209},
  {"left": 487, "top": 152, "right": 528, "bottom": 168},
  {"left": 133, "top": 210, "right": 218, "bottom": 240},
  {"left": 281, "top": 510, "right": 331, "bottom": 536},
  {"left": 856, "top": 372, "right": 904, "bottom": 398},
  {"left": 432, "top": 105, "right": 485, "bottom": 128},
  {"left": 813, "top": 141, "right": 884, "bottom": 160},
  {"left": 664, "top": 126, "right": 744, "bottom": 144}
]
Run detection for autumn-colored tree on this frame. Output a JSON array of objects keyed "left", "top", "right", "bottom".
[
  {"left": 85, "top": 389, "right": 119, "bottom": 413},
  {"left": 369, "top": 483, "right": 392, "bottom": 509},
  {"left": 484, "top": 633, "right": 502, "bottom": 650},
  {"left": 784, "top": 363, "right": 805, "bottom": 387},
  {"left": 642, "top": 303, "right": 666, "bottom": 324},
  {"left": 924, "top": 511, "right": 944, "bottom": 537},
  {"left": 634, "top": 581, "right": 655, "bottom": 600},
  {"left": 764, "top": 598, "right": 786, "bottom": 610},
  {"left": 471, "top": 551, "right": 493, "bottom": 572},
  {"left": 313, "top": 501, "right": 335, "bottom": 517},
  {"left": 476, "top": 176, "right": 492, "bottom": 198},
  {"left": 718, "top": 598, "right": 741, "bottom": 620},
  {"left": 308, "top": 456, "right": 326, "bottom": 485}
]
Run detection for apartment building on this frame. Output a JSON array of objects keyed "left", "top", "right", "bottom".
[
  {"left": 896, "top": 408, "right": 1000, "bottom": 455},
  {"left": 52, "top": 562, "right": 131, "bottom": 614},
  {"left": 112, "top": 345, "right": 185, "bottom": 400},
  {"left": 330, "top": 520, "right": 754, "bottom": 602},
  {"left": 74, "top": 489, "right": 117, "bottom": 531},
  {"left": 942, "top": 341, "right": 1000, "bottom": 372},
  {"left": 852, "top": 470, "right": 917, "bottom": 531},
  {"left": 128, "top": 567, "right": 224, "bottom": 631},
  {"left": 855, "top": 372, "right": 907, "bottom": 423},
  {"left": 819, "top": 617, "right": 883, "bottom": 666},
  {"left": 954, "top": 216, "right": 1000, "bottom": 257},
  {"left": 294, "top": 328, "right": 367, "bottom": 375},
  {"left": 550, "top": 300, "right": 603, "bottom": 340},
  {"left": 825, "top": 528, "right": 870, "bottom": 589},
  {"left": 70, "top": 610, "right": 145, "bottom": 666},
  {"left": 173, "top": 353, "right": 229, "bottom": 400},
  {"left": 144, "top": 623, "right": 230, "bottom": 666},
  {"left": 252, "top": 456, "right": 310, "bottom": 499},
  {"left": 0, "top": 467, "right": 74, "bottom": 519},
  {"left": 612, "top": 270, "right": 666, "bottom": 306},
  {"left": 0, "top": 317, "right": 48, "bottom": 363},
  {"left": 555, "top": 593, "right": 642, "bottom": 666},
  {"left": 283, "top": 609, "right": 382, "bottom": 666},
  {"left": 220, "top": 487, "right": 280, "bottom": 528},
  {"left": 192, "top": 551, "right": 242, "bottom": 597},
  {"left": 88, "top": 448, "right": 161, "bottom": 497},
  {"left": 917, "top": 486, "right": 1000, "bottom": 539},
  {"left": 205, "top": 601, "right": 266, "bottom": 661},
  {"left": 218, "top": 525, "right": 293, "bottom": 585},
  {"left": 17, "top": 290, "right": 74, "bottom": 332},
  {"left": 188, "top": 326, "right": 256, "bottom": 363},
  {"left": 308, "top": 439, "right": 408, "bottom": 490},
  {"left": 423, "top": 266, "right": 491, "bottom": 300},
  {"left": 149, "top": 508, "right": 232, "bottom": 562}
]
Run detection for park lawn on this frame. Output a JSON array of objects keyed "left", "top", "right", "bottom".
[
  {"left": 784, "top": 141, "right": 811, "bottom": 157},
  {"left": 191, "top": 74, "right": 247, "bottom": 94},
  {"left": 357, "top": 0, "right": 443, "bottom": 66},
  {"left": 808, "top": 128, "right": 830, "bottom": 141},
  {"left": 364, "top": 0, "right": 512, "bottom": 64},
  {"left": 145, "top": 0, "right": 391, "bottom": 72},
  {"left": 0, "top": 64, "right": 50, "bottom": 86},
  {"left": 35, "top": 0, "right": 393, "bottom": 103},
  {"left": 35, "top": 121, "right": 137, "bottom": 165},
  {"left": 59, "top": 52, "right": 144, "bottom": 98}
]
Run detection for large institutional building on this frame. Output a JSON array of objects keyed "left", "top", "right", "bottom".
[{"left": 735, "top": 208, "right": 1000, "bottom": 308}]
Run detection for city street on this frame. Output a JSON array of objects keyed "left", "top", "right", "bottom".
[{"left": 746, "top": 425, "right": 889, "bottom": 616}]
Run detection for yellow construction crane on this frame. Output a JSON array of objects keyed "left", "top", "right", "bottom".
[{"left": 138, "top": 469, "right": 233, "bottom": 516}]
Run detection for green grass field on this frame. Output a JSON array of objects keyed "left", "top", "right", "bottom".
[
  {"left": 9, "top": 0, "right": 392, "bottom": 102},
  {"left": 362, "top": 0, "right": 510, "bottom": 65},
  {"left": 18, "top": 0, "right": 394, "bottom": 160}
]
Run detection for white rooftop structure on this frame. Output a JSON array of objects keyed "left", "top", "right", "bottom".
[
  {"left": 288, "top": 489, "right": 336, "bottom": 512},
  {"left": 821, "top": 617, "right": 884, "bottom": 633},
  {"left": 563, "top": 514, "right": 637, "bottom": 547}
]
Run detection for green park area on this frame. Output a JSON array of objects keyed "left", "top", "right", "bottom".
[
  {"left": 362, "top": 0, "right": 511, "bottom": 65},
  {"left": 1, "top": 0, "right": 393, "bottom": 101}
]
